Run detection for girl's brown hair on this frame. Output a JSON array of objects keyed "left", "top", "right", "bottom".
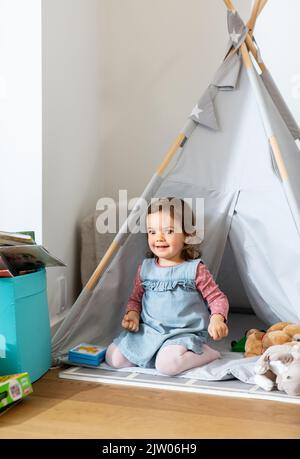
[{"left": 146, "top": 197, "right": 201, "bottom": 261}]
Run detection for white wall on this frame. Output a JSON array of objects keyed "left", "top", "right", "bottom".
[
  {"left": 0, "top": 0, "right": 42, "bottom": 242},
  {"left": 0, "top": 0, "right": 105, "bottom": 322},
  {"left": 101, "top": 0, "right": 251, "bottom": 200},
  {"left": 255, "top": 0, "right": 300, "bottom": 126},
  {"left": 42, "top": 0, "right": 105, "bottom": 320}
]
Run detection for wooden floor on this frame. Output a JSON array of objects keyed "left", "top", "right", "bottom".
[{"left": 0, "top": 368, "right": 299, "bottom": 439}]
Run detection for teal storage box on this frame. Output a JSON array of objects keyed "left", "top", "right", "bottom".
[{"left": 0, "top": 269, "right": 51, "bottom": 382}]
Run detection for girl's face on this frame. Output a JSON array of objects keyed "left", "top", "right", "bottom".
[{"left": 146, "top": 210, "right": 185, "bottom": 265}]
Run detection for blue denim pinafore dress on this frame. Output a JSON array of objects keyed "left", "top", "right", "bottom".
[{"left": 113, "top": 258, "right": 210, "bottom": 368}]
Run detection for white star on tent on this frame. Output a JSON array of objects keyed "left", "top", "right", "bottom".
[
  {"left": 190, "top": 105, "right": 203, "bottom": 119},
  {"left": 230, "top": 29, "right": 241, "bottom": 44}
]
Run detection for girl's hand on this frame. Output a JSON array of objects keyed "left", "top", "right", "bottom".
[
  {"left": 122, "top": 310, "right": 140, "bottom": 332},
  {"left": 208, "top": 314, "right": 229, "bottom": 341}
]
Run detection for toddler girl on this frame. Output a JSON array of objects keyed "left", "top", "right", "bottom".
[{"left": 105, "top": 197, "right": 229, "bottom": 376}]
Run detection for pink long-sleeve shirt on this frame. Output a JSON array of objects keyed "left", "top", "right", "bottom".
[{"left": 125, "top": 260, "right": 229, "bottom": 321}]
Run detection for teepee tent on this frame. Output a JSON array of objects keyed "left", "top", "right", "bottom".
[{"left": 52, "top": 0, "right": 300, "bottom": 364}]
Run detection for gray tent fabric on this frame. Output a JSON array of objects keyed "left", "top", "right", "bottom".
[
  {"left": 229, "top": 190, "right": 300, "bottom": 324},
  {"left": 189, "top": 86, "right": 219, "bottom": 130},
  {"left": 261, "top": 69, "right": 300, "bottom": 141},
  {"left": 189, "top": 53, "right": 242, "bottom": 129},
  {"left": 227, "top": 10, "right": 248, "bottom": 49},
  {"left": 212, "top": 52, "right": 242, "bottom": 90},
  {"left": 257, "top": 71, "right": 300, "bottom": 212},
  {"left": 52, "top": 34, "right": 300, "bottom": 366}
]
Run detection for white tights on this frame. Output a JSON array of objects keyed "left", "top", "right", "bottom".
[{"left": 105, "top": 342, "right": 221, "bottom": 376}]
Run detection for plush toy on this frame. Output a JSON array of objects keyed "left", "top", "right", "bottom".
[
  {"left": 244, "top": 322, "right": 300, "bottom": 357},
  {"left": 254, "top": 344, "right": 300, "bottom": 396}
]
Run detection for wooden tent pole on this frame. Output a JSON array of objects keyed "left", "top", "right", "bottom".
[
  {"left": 224, "top": 0, "right": 267, "bottom": 62},
  {"left": 247, "top": 0, "right": 263, "bottom": 36},
  {"left": 223, "top": 0, "right": 235, "bottom": 11},
  {"left": 240, "top": 42, "right": 288, "bottom": 182},
  {"left": 257, "top": 0, "right": 268, "bottom": 17},
  {"left": 86, "top": 133, "right": 186, "bottom": 290},
  {"left": 223, "top": 0, "right": 267, "bottom": 72},
  {"left": 245, "top": 0, "right": 269, "bottom": 73},
  {"left": 86, "top": 240, "right": 119, "bottom": 290}
]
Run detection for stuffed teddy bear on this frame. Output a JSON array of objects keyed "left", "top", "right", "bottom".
[
  {"left": 244, "top": 322, "right": 300, "bottom": 357},
  {"left": 254, "top": 344, "right": 300, "bottom": 396}
]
